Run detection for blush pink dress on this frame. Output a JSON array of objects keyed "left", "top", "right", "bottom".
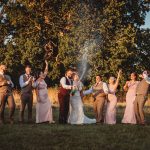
[
  {"left": 105, "top": 85, "right": 117, "bottom": 124},
  {"left": 35, "top": 80, "right": 53, "bottom": 123},
  {"left": 122, "top": 81, "right": 139, "bottom": 124}
]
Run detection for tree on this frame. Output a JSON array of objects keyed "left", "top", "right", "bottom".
[
  {"left": 0, "top": 0, "right": 149, "bottom": 87},
  {"left": 135, "top": 28, "right": 150, "bottom": 71}
]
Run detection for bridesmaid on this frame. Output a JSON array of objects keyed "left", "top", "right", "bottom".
[
  {"left": 122, "top": 73, "right": 139, "bottom": 124},
  {"left": 35, "top": 60, "right": 54, "bottom": 124},
  {"left": 105, "top": 70, "right": 122, "bottom": 124}
]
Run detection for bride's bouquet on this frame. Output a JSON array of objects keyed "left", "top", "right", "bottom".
[{"left": 70, "top": 85, "right": 78, "bottom": 96}]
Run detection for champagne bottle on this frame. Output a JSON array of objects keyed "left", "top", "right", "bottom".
[{"left": 70, "top": 86, "right": 77, "bottom": 96}]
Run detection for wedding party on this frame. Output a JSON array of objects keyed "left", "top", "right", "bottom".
[
  {"left": 0, "top": 63, "right": 150, "bottom": 126},
  {"left": 0, "top": 0, "right": 150, "bottom": 150}
]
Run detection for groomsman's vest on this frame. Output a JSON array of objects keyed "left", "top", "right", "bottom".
[
  {"left": 0, "top": 74, "right": 12, "bottom": 93},
  {"left": 93, "top": 82, "right": 105, "bottom": 99},
  {"left": 59, "top": 77, "right": 72, "bottom": 96},
  {"left": 136, "top": 79, "right": 149, "bottom": 96},
  {"left": 21, "top": 74, "right": 33, "bottom": 94}
]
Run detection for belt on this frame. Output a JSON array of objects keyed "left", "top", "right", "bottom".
[{"left": 136, "top": 94, "right": 144, "bottom": 96}]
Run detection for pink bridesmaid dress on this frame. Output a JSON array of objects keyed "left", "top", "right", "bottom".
[
  {"left": 122, "top": 81, "right": 139, "bottom": 124},
  {"left": 36, "top": 80, "right": 53, "bottom": 123},
  {"left": 105, "top": 85, "right": 117, "bottom": 124}
]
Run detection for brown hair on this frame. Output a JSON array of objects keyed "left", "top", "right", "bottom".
[
  {"left": 131, "top": 72, "right": 138, "bottom": 80},
  {"left": 96, "top": 74, "right": 102, "bottom": 78},
  {"left": 65, "top": 68, "right": 73, "bottom": 74},
  {"left": 25, "top": 65, "right": 31, "bottom": 69},
  {"left": 72, "top": 72, "right": 79, "bottom": 79}
]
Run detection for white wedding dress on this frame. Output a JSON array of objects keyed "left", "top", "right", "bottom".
[{"left": 68, "top": 81, "right": 96, "bottom": 125}]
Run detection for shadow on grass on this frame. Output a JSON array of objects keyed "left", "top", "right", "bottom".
[{"left": 0, "top": 106, "right": 150, "bottom": 150}]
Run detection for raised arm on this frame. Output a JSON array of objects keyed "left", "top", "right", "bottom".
[
  {"left": 144, "top": 76, "right": 150, "bottom": 84},
  {"left": 44, "top": 60, "right": 48, "bottom": 76},
  {"left": 123, "top": 81, "right": 129, "bottom": 91},
  {"left": 83, "top": 87, "right": 93, "bottom": 95},
  {"left": 114, "top": 70, "right": 122, "bottom": 91}
]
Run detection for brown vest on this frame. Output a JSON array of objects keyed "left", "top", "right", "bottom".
[
  {"left": 93, "top": 82, "right": 105, "bottom": 98},
  {"left": 0, "top": 74, "right": 12, "bottom": 93},
  {"left": 59, "top": 77, "right": 72, "bottom": 96},
  {"left": 136, "top": 79, "right": 149, "bottom": 96},
  {"left": 21, "top": 74, "right": 33, "bottom": 94}
]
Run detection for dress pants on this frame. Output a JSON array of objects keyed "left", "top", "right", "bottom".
[
  {"left": 134, "top": 94, "right": 146, "bottom": 124},
  {"left": 20, "top": 93, "right": 33, "bottom": 122},
  {"left": 93, "top": 96, "right": 106, "bottom": 123},
  {"left": 0, "top": 92, "right": 15, "bottom": 123},
  {"left": 58, "top": 93, "right": 70, "bottom": 124}
]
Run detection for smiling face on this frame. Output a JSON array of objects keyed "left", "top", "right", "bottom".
[
  {"left": 25, "top": 66, "right": 31, "bottom": 75},
  {"left": 109, "top": 77, "right": 115, "bottom": 84},
  {"left": 73, "top": 74, "right": 79, "bottom": 81},
  {"left": 96, "top": 76, "right": 101, "bottom": 83},
  {"left": 0, "top": 65, "right": 7, "bottom": 73},
  {"left": 130, "top": 73, "right": 137, "bottom": 80},
  {"left": 66, "top": 70, "right": 73, "bottom": 78},
  {"left": 39, "top": 71, "right": 46, "bottom": 79}
]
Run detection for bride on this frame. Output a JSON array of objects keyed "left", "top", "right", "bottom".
[{"left": 68, "top": 72, "right": 96, "bottom": 125}]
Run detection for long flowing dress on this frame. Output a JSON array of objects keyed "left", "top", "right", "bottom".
[
  {"left": 105, "top": 84, "right": 117, "bottom": 124},
  {"left": 35, "top": 80, "right": 53, "bottom": 123},
  {"left": 122, "top": 81, "right": 139, "bottom": 124},
  {"left": 68, "top": 81, "right": 96, "bottom": 125}
]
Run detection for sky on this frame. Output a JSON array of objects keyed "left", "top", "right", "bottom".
[
  {"left": 0, "top": 7, "right": 149, "bottom": 29},
  {"left": 141, "top": 12, "right": 150, "bottom": 29}
]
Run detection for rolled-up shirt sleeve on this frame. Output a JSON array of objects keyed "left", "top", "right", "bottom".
[
  {"left": 145, "top": 77, "right": 150, "bottom": 84},
  {"left": 103, "top": 82, "right": 109, "bottom": 94},
  {"left": 83, "top": 87, "right": 93, "bottom": 95},
  {"left": 19, "top": 75, "right": 29, "bottom": 88},
  {"left": 7, "top": 76, "right": 14, "bottom": 88},
  {"left": 60, "top": 77, "right": 72, "bottom": 89},
  {"left": 9, "top": 78, "right": 14, "bottom": 88}
]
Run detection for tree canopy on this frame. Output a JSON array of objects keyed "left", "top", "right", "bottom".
[{"left": 0, "top": 0, "right": 149, "bottom": 87}]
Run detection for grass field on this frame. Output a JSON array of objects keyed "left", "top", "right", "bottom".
[{"left": 0, "top": 106, "right": 150, "bottom": 150}]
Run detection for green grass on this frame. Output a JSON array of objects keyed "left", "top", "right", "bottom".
[{"left": 0, "top": 106, "right": 150, "bottom": 150}]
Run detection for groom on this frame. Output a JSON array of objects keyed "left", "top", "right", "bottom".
[
  {"left": 58, "top": 69, "right": 73, "bottom": 124},
  {"left": 83, "top": 74, "right": 109, "bottom": 124}
]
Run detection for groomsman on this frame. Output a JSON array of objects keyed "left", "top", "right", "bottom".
[
  {"left": 0, "top": 64, "right": 15, "bottom": 124},
  {"left": 19, "top": 65, "right": 35, "bottom": 123},
  {"left": 83, "top": 75, "right": 109, "bottom": 124},
  {"left": 134, "top": 71, "right": 150, "bottom": 125},
  {"left": 58, "top": 69, "right": 73, "bottom": 124}
]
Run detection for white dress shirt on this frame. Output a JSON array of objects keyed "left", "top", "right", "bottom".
[
  {"left": 19, "top": 74, "right": 35, "bottom": 88},
  {"left": 60, "top": 76, "right": 72, "bottom": 89}
]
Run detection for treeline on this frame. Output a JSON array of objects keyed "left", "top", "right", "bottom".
[{"left": 0, "top": 0, "right": 150, "bottom": 88}]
